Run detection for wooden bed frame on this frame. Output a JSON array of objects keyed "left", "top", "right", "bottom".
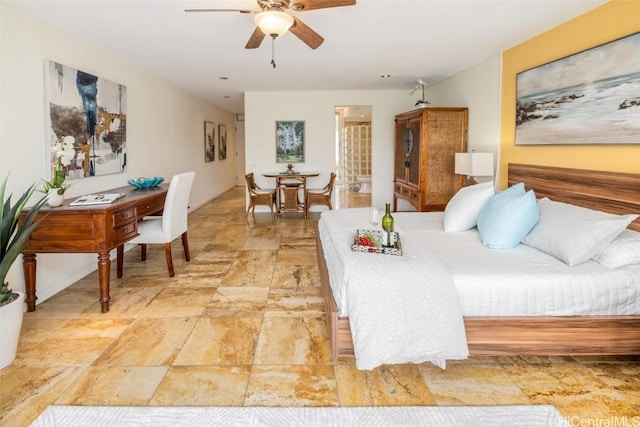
[{"left": 317, "top": 163, "right": 640, "bottom": 358}]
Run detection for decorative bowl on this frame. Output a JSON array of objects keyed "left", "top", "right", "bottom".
[{"left": 127, "top": 176, "right": 164, "bottom": 188}]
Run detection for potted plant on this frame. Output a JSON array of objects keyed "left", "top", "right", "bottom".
[
  {"left": 410, "top": 78, "right": 430, "bottom": 108},
  {"left": 40, "top": 135, "right": 74, "bottom": 207},
  {"left": 0, "top": 175, "right": 48, "bottom": 369}
]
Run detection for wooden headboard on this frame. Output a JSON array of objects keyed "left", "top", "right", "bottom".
[{"left": 508, "top": 163, "right": 640, "bottom": 232}]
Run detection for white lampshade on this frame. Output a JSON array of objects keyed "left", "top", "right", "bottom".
[
  {"left": 455, "top": 152, "right": 494, "bottom": 177},
  {"left": 254, "top": 11, "right": 294, "bottom": 38}
]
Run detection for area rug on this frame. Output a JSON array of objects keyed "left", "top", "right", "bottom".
[{"left": 31, "top": 405, "right": 569, "bottom": 426}]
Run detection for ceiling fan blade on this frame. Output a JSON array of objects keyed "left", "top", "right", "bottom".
[
  {"left": 289, "top": 0, "right": 356, "bottom": 12},
  {"left": 290, "top": 17, "right": 324, "bottom": 49},
  {"left": 245, "top": 26, "right": 266, "bottom": 49},
  {"left": 184, "top": 9, "right": 255, "bottom": 13}
]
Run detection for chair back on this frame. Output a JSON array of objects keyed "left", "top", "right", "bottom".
[
  {"left": 245, "top": 173, "right": 258, "bottom": 193},
  {"left": 277, "top": 175, "right": 306, "bottom": 187},
  {"left": 162, "top": 171, "right": 196, "bottom": 241},
  {"left": 325, "top": 172, "right": 337, "bottom": 194},
  {"left": 278, "top": 175, "right": 306, "bottom": 197}
]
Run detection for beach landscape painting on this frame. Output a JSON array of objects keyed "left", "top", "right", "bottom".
[{"left": 515, "top": 32, "right": 640, "bottom": 145}]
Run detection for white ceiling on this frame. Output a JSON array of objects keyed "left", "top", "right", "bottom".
[{"left": 4, "top": 0, "right": 608, "bottom": 114}]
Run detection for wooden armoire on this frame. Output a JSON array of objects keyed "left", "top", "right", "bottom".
[{"left": 393, "top": 107, "right": 468, "bottom": 211}]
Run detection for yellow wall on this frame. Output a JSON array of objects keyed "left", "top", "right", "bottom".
[{"left": 500, "top": 0, "right": 640, "bottom": 187}]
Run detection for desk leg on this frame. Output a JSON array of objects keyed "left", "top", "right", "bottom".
[
  {"left": 97, "top": 251, "right": 111, "bottom": 313},
  {"left": 22, "top": 253, "right": 37, "bottom": 312},
  {"left": 116, "top": 244, "right": 124, "bottom": 279}
]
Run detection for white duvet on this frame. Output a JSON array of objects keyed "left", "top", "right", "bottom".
[
  {"left": 318, "top": 208, "right": 640, "bottom": 370},
  {"left": 319, "top": 209, "right": 469, "bottom": 370}
]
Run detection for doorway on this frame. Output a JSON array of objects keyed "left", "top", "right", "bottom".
[{"left": 335, "top": 105, "right": 372, "bottom": 208}]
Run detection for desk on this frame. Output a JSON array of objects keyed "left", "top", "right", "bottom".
[
  {"left": 262, "top": 172, "right": 319, "bottom": 215},
  {"left": 20, "top": 184, "right": 168, "bottom": 313}
]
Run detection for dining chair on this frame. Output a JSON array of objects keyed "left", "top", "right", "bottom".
[
  {"left": 245, "top": 172, "right": 277, "bottom": 218},
  {"left": 118, "top": 171, "right": 196, "bottom": 277},
  {"left": 277, "top": 175, "right": 306, "bottom": 215},
  {"left": 305, "top": 172, "right": 336, "bottom": 218}
]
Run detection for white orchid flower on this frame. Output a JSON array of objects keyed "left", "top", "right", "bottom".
[{"left": 52, "top": 136, "right": 76, "bottom": 166}]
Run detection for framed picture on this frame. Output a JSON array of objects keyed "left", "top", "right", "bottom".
[
  {"left": 515, "top": 31, "right": 640, "bottom": 145},
  {"left": 218, "top": 124, "right": 227, "bottom": 160},
  {"left": 276, "top": 120, "right": 305, "bottom": 163},
  {"left": 45, "top": 61, "right": 127, "bottom": 179},
  {"left": 204, "top": 121, "right": 215, "bottom": 162}
]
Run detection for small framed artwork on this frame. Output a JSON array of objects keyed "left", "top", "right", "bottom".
[
  {"left": 204, "top": 121, "right": 215, "bottom": 162},
  {"left": 218, "top": 124, "right": 227, "bottom": 160},
  {"left": 276, "top": 120, "right": 305, "bottom": 163}
]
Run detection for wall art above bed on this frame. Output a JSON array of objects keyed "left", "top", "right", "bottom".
[{"left": 515, "top": 31, "right": 640, "bottom": 145}]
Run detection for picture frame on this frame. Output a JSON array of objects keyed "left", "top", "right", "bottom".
[
  {"left": 45, "top": 60, "right": 127, "bottom": 179},
  {"left": 204, "top": 121, "right": 215, "bottom": 162},
  {"left": 218, "top": 124, "right": 227, "bottom": 160},
  {"left": 515, "top": 31, "right": 640, "bottom": 145},
  {"left": 276, "top": 120, "right": 305, "bottom": 163}
]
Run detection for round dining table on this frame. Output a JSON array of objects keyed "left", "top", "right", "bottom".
[{"left": 262, "top": 171, "right": 320, "bottom": 215}]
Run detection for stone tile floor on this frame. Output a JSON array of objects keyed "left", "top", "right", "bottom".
[{"left": 1, "top": 186, "right": 638, "bottom": 426}]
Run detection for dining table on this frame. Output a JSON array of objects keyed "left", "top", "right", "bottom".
[{"left": 262, "top": 171, "right": 320, "bottom": 215}]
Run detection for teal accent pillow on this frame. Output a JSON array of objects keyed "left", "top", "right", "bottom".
[{"left": 477, "top": 184, "right": 539, "bottom": 249}]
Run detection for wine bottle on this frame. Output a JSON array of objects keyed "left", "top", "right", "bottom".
[{"left": 381, "top": 202, "right": 394, "bottom": 247}]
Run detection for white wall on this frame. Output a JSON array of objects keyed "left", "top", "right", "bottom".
[
  {"left": 426, "top": 55, "right": 502, "bottom": 182},
  {"left": 244, "top": 90, "right": 411, "bottom": 211},
  {"left": 244, "top": 58, "right": 502, "bottom": 212},
  {"left": 0, "top": 5, "right": 236, "bottom": 303}
]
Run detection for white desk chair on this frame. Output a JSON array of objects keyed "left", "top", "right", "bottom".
[{"left": 120, "top": 171, "right": 195, "bottom": 277}]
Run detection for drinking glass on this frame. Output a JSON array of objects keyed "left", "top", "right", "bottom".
[{"left": 369, "top": 207, "right": 380, "bottom": 228}]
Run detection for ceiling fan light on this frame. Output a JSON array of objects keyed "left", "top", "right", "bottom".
[{"left": 254, "top": 11, "right": 294, "bottom": 38}]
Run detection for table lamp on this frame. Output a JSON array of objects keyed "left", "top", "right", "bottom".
[{"left": 455, "top": 152, "right": 494, "bottom": 186}]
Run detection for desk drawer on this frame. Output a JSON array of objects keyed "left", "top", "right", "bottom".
[
  {"left": 113, "top": 207, "right": 136, "bottom": 225},
  {"left": 113, "top": 207, "right": 138, "bottom": 244},
  {"left": 137, "top": 198, "right": 165, "bottom": 217},
  {"left": 114, "top": 220, "right": 138, "bottom": 243}
]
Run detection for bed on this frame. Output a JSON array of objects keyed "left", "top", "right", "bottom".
[{"left": 316, "top": 164, "right": 640, "bottom": 362}]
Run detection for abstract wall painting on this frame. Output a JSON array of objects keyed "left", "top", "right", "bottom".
[
  {"left": 205, "top": 121, "right": 215, "bottom": 162},
  {"left": 218, "top": 124, "right": 227, "bottom": 160},
  {"left": 276, "top": 120, "right": 305, "bottom": 163},
  {"left": 45, "top": 61, "right": 127, "bottom": 179},
  {"left": 515, "top": 32, "right": 640, "bottom": 145}
]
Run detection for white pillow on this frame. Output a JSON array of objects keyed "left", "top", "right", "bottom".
[
  {"left": 522, "top": 198, "right": 638, "bottom": 266},
  {"left": 594, "top": 229, "right": 640, "bottom": 268},
  {"left": 443, "top": 181, "right": 495, "bottom": 232}
]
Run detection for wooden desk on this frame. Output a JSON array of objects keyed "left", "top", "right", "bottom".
[
  {"left": 21, "top": 184, "right": 168, "bottom": 313},
  {"left": 262, "top": 172, "right": 319, "bottom": 215}
]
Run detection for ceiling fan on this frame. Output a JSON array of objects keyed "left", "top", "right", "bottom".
[{"left": 185, "top": 0, "right": 356, "bottom": 50}]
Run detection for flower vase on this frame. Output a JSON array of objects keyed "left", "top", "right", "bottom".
[{"left": 47, "top": 189, "right": 64, "bottom": 207}]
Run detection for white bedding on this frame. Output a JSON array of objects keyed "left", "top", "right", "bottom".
[
  {"left": 342, "top": 228, "right": 469, "bottom": 370},
  {"left": 318, "top": 208, "right": 640, "bottom": 318}
]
